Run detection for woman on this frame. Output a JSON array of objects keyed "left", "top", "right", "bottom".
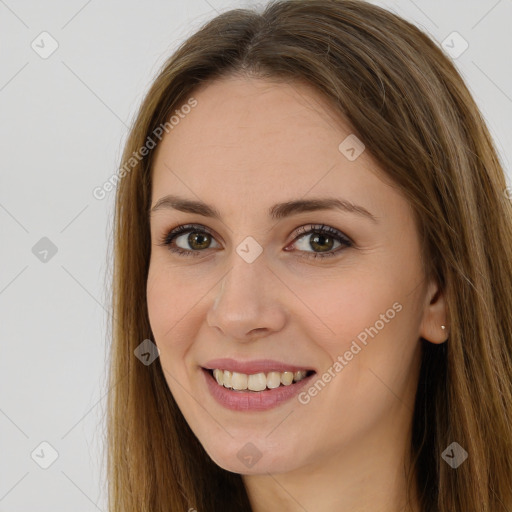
[{"left": 105, "top": 1, "right": 512, "bottom": 510}]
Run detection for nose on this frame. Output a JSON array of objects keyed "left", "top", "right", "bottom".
[{"left": 206, "top": 254, "right": 287, "bottom": 342}]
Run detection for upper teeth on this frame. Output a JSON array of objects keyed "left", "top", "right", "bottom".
[{"left": 212, "top": 369, "right": 309, "bottom": 391}]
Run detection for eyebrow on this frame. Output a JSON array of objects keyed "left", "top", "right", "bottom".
[{"left": 150, "top": 194, "right": 378, "bottom": 223}]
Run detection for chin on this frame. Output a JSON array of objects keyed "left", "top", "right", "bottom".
[{"left": 202, "top": 437, "right": 302, "bottom": 475}]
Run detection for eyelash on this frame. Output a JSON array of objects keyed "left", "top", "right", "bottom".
[{"left": 157, "top": 223, "right": 353, "bottom": 260}]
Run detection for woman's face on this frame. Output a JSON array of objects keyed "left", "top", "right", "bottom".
[{"left": 147, "top": 76, "right": 445, "bottom": 475}]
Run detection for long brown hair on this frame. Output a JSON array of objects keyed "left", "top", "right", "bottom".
[{"left": 104, "top": 1, "right": 512, "bottom": 510}]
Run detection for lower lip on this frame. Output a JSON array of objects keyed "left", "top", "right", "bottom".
[{"left": 201, "top": 368, "right": 315, "bottom": 411}]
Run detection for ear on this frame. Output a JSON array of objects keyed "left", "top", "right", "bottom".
[{"left": 419, "top": 279, "right": 449, "bottom": 344}]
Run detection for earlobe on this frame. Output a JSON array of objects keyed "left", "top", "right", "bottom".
[{"left": 419, "top": 280, "right": 449, "bottom": 344}]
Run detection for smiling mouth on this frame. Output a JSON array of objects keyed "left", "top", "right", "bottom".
[{"left": 206, "top": 368, "right": 316, "bottom": 392}]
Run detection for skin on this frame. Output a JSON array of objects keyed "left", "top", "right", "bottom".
[{"left": 146, "top": 75, "right": 448, "bottom": 512}]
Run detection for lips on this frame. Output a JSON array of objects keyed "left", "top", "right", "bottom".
[
  {"left": 200, "top": 358, "right": 318, "bottom": 411},
  {"left": 201, "top": 366, "right": 316, "bottom": 411},
  {"left": 202, "top": 358, "right": 316, "bottom": 374}
]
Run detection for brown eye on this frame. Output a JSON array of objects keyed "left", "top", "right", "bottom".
[
  {"left": 159, "top": 224, "right": 220, "bottom": 257},
  {"left": 159, "top": 223, "right": 352, "bottom": 260},
  {"left": 184, "top": 231, "right": 212, "bottom": 250},
  {"left": 309, "top": 232, "right": 336, "bottom": 252},
  {"left": 288, "top": 224, "right": 353, "bottom": 260}
]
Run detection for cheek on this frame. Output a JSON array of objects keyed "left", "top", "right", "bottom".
[
  {"left": 318, "top": 282, "right": 422, "bottom": 411},
  {"left": 146, "top": 260, "right": 190, "bottom": 343},
  {"left": 300, "top": 257, "right": 423, "bottom": 394},
  {"left": 147, "top": 265, "right": 173, "bottom": 335},
  {"left": 146, "top": 258, "right": 210, "bottom": 366},
  {"left": 295, "top": 267, "right": 406, "bottom": 352}
]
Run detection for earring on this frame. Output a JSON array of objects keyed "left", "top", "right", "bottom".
[{"left": 441, "top": 325, "right": 446, "bottom": 330}]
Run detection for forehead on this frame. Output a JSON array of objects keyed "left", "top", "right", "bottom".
[{"left": 151, "top": 76, "right": 391, "bottom": 215}]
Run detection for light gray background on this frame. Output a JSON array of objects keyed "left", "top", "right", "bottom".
[{"left": 1, "top": 0, "right": 511, "bottom": 510}]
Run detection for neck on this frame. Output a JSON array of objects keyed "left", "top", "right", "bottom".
[{"left": 242, "top": 420, "right": 420, "bottom": 512}]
